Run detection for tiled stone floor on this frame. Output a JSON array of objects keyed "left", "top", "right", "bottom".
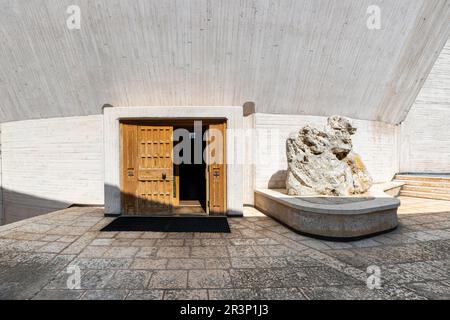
[{"left": 0, "top": 196, "right": 449, "bottom": 300}]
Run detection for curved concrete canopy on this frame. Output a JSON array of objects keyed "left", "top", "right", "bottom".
[{"left": 0, "top": 0, "right": 449, "bottom": 124}]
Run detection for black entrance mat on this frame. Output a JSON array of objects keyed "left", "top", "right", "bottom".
[{"left": 101, "top": 216, "right": 230, "bottom": 233}]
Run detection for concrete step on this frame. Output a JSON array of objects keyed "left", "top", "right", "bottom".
[
  {"left": 395, "top": 174, "right": 450, "bottom": 184},
  {"left": 399, "top": 190, "right": 450, "bottom": 201},
  {"left": 394, "top": 179, "right": 450, "bottom": 189},
  {"left": 401, "top": 184, "right": 450, "bottom": 194}
]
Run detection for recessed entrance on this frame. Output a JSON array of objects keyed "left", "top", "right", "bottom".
[
  {"left": 174, "top": 123, "right": 207, "bottom": 214},
  {"left": 120, "top": 119, "right": 226, "bottom": 216}
]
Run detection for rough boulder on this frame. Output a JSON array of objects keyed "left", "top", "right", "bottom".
[{"left": 286, "top": 115, "right": 373, "bottom": 196}]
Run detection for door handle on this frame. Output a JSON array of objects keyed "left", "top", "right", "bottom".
[
  {"left": 162, "top": 173, "right": 167, "bottom": 180},
  {"left": 127, "top": 169, "right": 134, "bottom": 177}
]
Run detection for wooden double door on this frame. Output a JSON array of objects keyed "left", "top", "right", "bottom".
[{"left": 120, "top": 120, "right": 226, "bottom": 216}]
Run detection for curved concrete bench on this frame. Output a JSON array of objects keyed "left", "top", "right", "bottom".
[
  {"left": 372, "top": 181, "right": 405, "bottom": 197},
  {"left": 254, "top": 188, "right": 400, "bottom": 241}
]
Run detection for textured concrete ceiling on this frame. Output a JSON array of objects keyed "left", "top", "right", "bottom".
[{"left": 0, "top": 0, "right": 449, "bottom": 124}]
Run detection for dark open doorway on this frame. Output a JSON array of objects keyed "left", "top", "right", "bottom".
[{"left": 173, "top": 124, "right": 207, "bottom": 214}]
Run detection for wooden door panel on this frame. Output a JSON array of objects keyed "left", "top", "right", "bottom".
[
  {"left": 122, "top": 124, "right": 173, "bottom": 215},
  {"left": 137, "top": 125, "right": 173, "bottom": 214},
  {"left": 207, "top": 123, "right": 226, "bottom": 215},
  {"left": 138, "top": 168, "right": 174, "bottom": 181},
  {"left": 209, "top": 165, "right": 224, "bottom": 214},
  {"left": 121, "top": 124, "right": 138, "bottom": 215}
]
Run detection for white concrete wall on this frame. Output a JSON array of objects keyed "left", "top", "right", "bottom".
[
  {"left": 243, "top": 114, "right": 256, "bottom": 206},
  {"left": 0, "top": 110, "right": 399, "bottom": 213},
  {"left": 399, "top": 40, "right": 450, "bottom": 173},
  {"left": 252, "top": 113, "right": 399, "bottom": 191},
  {"left": 0, "top": 115, "right": 104, "bottom": 223},
  {"left": 0, "top": 1, "right": 448, "bottom": 125}
]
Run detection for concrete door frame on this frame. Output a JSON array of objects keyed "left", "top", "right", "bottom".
[{"left": 103, "top": 106, "right": 244, "bottom": 217}]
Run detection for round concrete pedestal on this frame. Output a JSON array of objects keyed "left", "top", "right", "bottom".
[{"left": 254, "top": 188, "right": 400, "bottom": 241}]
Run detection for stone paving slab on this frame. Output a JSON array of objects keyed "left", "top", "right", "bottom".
[{"left": 0, "top": 197, "right": 449, "bottom": 299}]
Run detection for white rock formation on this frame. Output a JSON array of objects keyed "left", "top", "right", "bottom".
[{"left": 286, "top": 115, "right": 373, "bottom": 196}]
